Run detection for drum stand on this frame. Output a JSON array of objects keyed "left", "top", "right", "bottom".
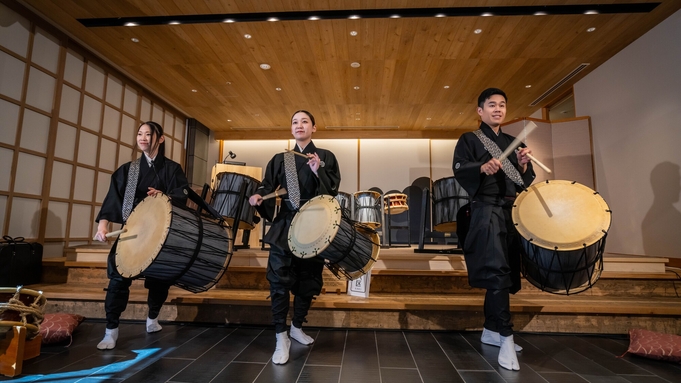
[
  {"left": 383, "top": 195, "right": 411, "bottom": 248},
  {"left": 414, "top": 188, "right": 463, "bottom": 254}
]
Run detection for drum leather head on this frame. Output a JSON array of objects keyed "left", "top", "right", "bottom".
[
  {"left": 513, "top": 180, "right": 611, "bottom": 251},
  {"left": 116, "top": 194, "right": 172, "bottom": 278},
  {"left": 288, "top": 195, "right": 342, "bottom": 259}
]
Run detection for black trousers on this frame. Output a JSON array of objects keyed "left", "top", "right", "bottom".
[
  {"left": 483, "top": 288, "right": 513, "bottom": 337},
  {"left": 105, "top": 241, "right": 171, "bottom": 329},
  {"left": 267, "top": 244, "right": 324, "bottom": 333}
]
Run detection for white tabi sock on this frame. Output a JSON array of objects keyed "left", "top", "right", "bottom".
[
  {"left": 146, "top": 317, "right": 162, "bottom": 333},
  {"left": 498, "top": 335, "right": 520, "bottom": 371},
  {"left": 481, "top": 328, "right": 523, "bottom": 352},
  {"left": 97, "top": 328, "right": 119, "bottom": 350},
  {"left": 290, "top": 325, "right": 314, "bottom": 345},
  {"left": 272, "top": 331, "right": 291, "bottom": 365}
]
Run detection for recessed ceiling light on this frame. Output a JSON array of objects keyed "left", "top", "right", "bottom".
[
  {"left": 390, "top": 15, "right": 400, "bottom": 19},
  {"left": 308, "top": 16, "right": 320, "bottom": 20},
  {"left": 191, "top": 89, "right": 198, "bottom": 93},
  {"left": 349, "top": 15, "right": 360, "bottom": 20},
  {"left": 350, "top": 62, "right": 360, "bottom": 68},
  {"left": 525, "top": 85, "right": 532, "bottom": 88},
  {"left": 268, "top": 17, "right": 278, "bottom": 22},
  {"left": 131, "top": 38, "right": 139, "bottom": 43},
  {"left": 353, "top": 86, "right": 360, "bottom": 90},
  {"left": 584, "top": 10, "right": 599, "bottom": 15},
  {"left": 254, "top": 113, "right": 260, "bottom": 117},
  {"left": 275, "top": 87, "right": 282, "bottom": 91},
  {"left": 435, "top": 14, "right": 446, "bottom": 18},
  {"left": 355, "top": 118, "right": 361, "bottom": 120},
  {"left": 534, "top": 11, "right": 548, "bottom": 16},
  {"left": 169, "top": 21, "right": 180, "bottom": 25},
  {"left": 426, "top": 117, "right": 432, "bottom": 120},
  {"left": 227, "top": 119, "right": 232, "bottom": 122},
  {"left": 223, "top": 19, "right": 235, "bottom": 23},
  {"left": 587, "top": 27, "right": 596, "bottom": 32},
  {"left": 244, "top": 34, "right": 252, "bottom": 39},
  {"left": 226, "top": 81, "right": 232, "bottom": 85},
  {"left": 350, "top": 31, "right": 358, "bottom": 36},
  {"left": 474, "top": 29, "right": 483, "bottom": 34},
  {"left": 124, "top": 22, "right": 138, "bottom": 27},
  {"left": 459, "top": 112, "right": 464, "bottom": 115},
  {"left": 444, "top": 85, "right": 450, "bottom": 89},
  {"left": 481, "top": 12, "right": 493, "bottom": 17},
  {"left": 260, "top": 63, "right": 271, "bottom": 70}
]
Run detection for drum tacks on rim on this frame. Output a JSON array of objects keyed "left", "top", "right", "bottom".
[
  {"left": 513, "top": 180, "right": 612, "bottom": 295},
  {"left": 288, "top": 195, "right": 380, "bottom": 280}
]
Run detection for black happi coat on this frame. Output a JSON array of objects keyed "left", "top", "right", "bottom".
[
  {"left": 255, "top": 141, "right": 341, "bottom": 250},
  {"left": 453, "top": 123, "right": 535, "bottom": 292},
  {"left": 96, "top": 155, "right": 189, "bottom": 278}
]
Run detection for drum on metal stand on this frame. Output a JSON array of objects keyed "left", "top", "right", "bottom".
[
  {"left": 116, "top": 194, "right": 233, "bottom": 293},
  {"left": 432, "top": 176, "right": 470, "bottom": 232},
  {"left": 289, "top": 195, "right": 380, "bottom": 280},
  {"left": 512, "top": 180, "right": 612, "bottom": 295},
  {"left": 353, "top": 191, "right": 382, "bottom": 228},
  {"left": 210, "top": 172, "right": 261, "bottom": 230}
]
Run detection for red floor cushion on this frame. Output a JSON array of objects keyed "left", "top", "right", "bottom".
[
  {"left": 39, "top": 313, "right": 85, "bottom": 345},
  {"left": 627, "top": 328, "right": 681, "bottom": 364}
]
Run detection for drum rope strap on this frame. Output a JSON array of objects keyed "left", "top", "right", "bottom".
[
  {"left": 122, "top": 158, "right": 141, "bottom": 222},
  {"left": 0, "top": 288, "right": 45, "bottom": 328},
  {"left": 473, "top": 129, "right": 524, "bottom": 187},
  {"left": 284, "top": 151, "right": 301, "bottom": 210}
]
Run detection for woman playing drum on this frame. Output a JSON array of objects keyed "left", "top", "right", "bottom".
[
  {"left": 249, "top": 110, "right": 341, "bottom": 365},
  {"left": 94, "top": 121, "right": 189, "bottom": 350}
]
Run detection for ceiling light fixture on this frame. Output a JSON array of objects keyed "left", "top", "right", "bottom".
[
  {"left": 275, "top": 87, "right": 282, "bottom": 91},
  {"left": 534, "top": 11, "right": 548, "bottom": 16},
  {"left": 308, "top": 16, "right": 320, "bottom": 20},
  {"left": 191, "top": 89, "right": 198, "bottom": 92},
  {"left": 227, "top": 119, "right": 232, "bottom": 122},
  {"left": 474, "top": 29, "right": 482, "bottom": 34},
  {"left": 444, "top": 85, "right": 450, "bottom": 89},
  {"left": 169, "top": 21, "right": 181, "bottom": 25},
  {"left": 350, "top": 31, "right": 358, "bottom": 36},
  {"left": 353, "top": 86, "right": 360, "bottom": 90},
  {"left": 481, "top": 12, "right": 494, "bottom": 17},
  {"left": 124, "top": 22, "right": 138, "bottom": 27},
  {"left": 525, "top": 85, "right": 532, "bottom": 88},
  {"left": 587, "top": 27, "right": 596, "bottom": 32},
  {"left": 223, "top": 19, "right": 235, "bottom": 23},
  {"left": 390, "top": 15, "right": 400, "bottom": 18},
  {"left": 350, "top": 62, "right": 360, "bottom": 68},
  {"left": 584, "top": 10, "right": 599, "bottom": 15},
  {"left": 349, "top": 15, "right": 360, "bottom": 19},
  {"left": 226, "top": 81, "right": 231, "bottom": 85},
  {"left": 244, "top": 34, "right": 252, "bottom": 39},
  {"left": 260, "top": 63, "right": 271, "bottom": 70},
  {"left": 131, "top": 38, "right": 139, "bottom": 43},
  {"left": 268, "top": 17, "right": 279, "bottom": 22},
  {"left": 435, "top": 14, "right": 446, "bottom": 18}
]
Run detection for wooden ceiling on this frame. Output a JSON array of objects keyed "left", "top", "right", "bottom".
[{"left": 16, "top": 0, "right": 681, "bottom": 139}]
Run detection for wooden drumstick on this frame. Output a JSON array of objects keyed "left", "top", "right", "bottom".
[
  {"left": 525, "top": 153, "right": 552, "bottom": 174},
  {"left": 498, "top": 121, "right": 538, "bottom": 162},
  {"left": 105, "top": 229, "right": 127, "bottom": 238},
  {"left": 284, "top": 149, "right": 310, "bottom": 159},
  {"left": 261, "top": 188, "right": 287, "bottom": 201}
]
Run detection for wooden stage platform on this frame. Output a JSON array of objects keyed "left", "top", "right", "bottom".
[{"left": 32, "top": 246, "right": 681, "bottom": 335}]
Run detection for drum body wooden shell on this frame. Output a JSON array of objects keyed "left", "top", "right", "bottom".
[
  {"left": 353, "top": 191, "right": 382, "bottom": 228},
  {"left": 211, "top": 172, "right": 261, "bottom": 230},
  {"left": 432, "top": 176, "right": 469, "bottom": 232},
  {"left": 116, "top": 194, "right": 233, "bottom": 293},
  {"left": 0, "top": 287, "right": 45, "bottom": 339},
  {"left": 513, "top": 180, "right": 611, "bottom": 295},
  {"left": 288, "top": 195, "right": 380, "bottom": 280},
  {"left": 383, "top": 193, "right": 409, "bottom": 215}
]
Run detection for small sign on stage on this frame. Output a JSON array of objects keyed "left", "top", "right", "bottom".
[{"left": 347, "top": 271, "right": 371, "bottom": 298}]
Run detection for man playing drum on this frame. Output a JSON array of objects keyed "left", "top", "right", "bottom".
[
  {"left": 94, "top": 121, "right": 189, "bottom": 350},
  {"left": 249, "top": 110, "right": 341, "bottom": 365},
  {"left": 453, "top": 88, "right": 535, "bottom": 371}
]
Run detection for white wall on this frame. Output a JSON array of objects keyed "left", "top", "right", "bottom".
[{"left": 574, "top": 9, "right": 681, "bottom": 258}]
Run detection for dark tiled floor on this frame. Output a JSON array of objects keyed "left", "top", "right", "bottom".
[{"left": 4, "top": 321, "right": 681, "bottom": 382}]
